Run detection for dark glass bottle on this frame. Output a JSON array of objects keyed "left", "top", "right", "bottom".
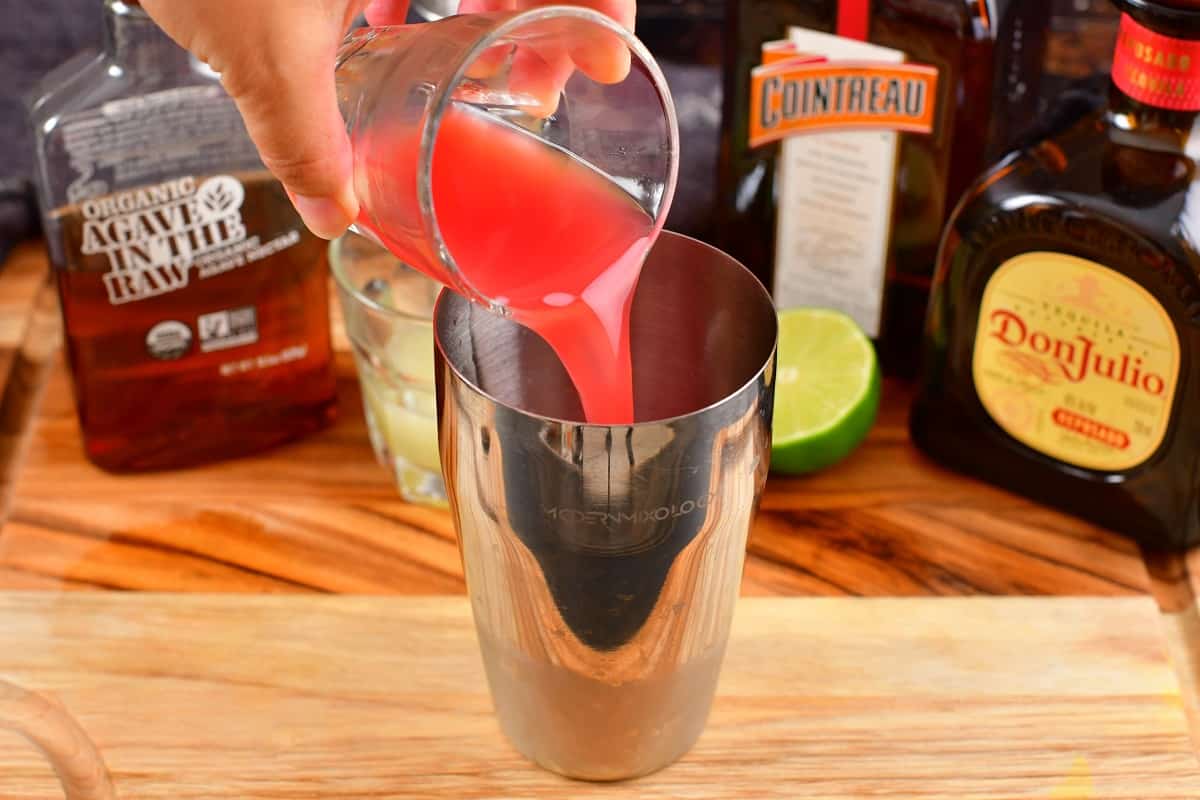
[
  {"left": 912, "top": 0, "right": 1200, "bottom": 550},
  {"left": 987, "top": 0, "right": 1121, "bottom": 159},
  {"left": 28, "top": 1, "right": 337, "bottom": 471},
  {"left": 717, "top": 0, "right": 995, "bottom": 375},
  {"left": 636, "top": 0, "right": 726, "bottom": 240}
]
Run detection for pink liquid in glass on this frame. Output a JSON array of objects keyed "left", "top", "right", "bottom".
[{"left": 357, "top": 104, "right": 659, "bottom": 424}]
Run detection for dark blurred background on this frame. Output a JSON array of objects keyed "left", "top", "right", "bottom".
[
  {"left": 1, "top": 0, "right": 103, "bottom": 257},
  {"left": 0, "top": 0, "right": 1120, "bottom": 262}
]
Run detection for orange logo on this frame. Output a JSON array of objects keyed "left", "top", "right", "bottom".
[{"left": 748, "top": 40, "right": 939, "bottom": 147}]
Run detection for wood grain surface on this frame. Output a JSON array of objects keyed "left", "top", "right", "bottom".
[
  {"left": 0, "top": 244, "right": 57, "bottom": 530},
  {"left": 1, "top": 593, "right": 1197, "bottom": 799},
  {"left": 1142, "top": 548, "right": 1200, "bottom": 751},
  {"left": 0, "top": 243, "right": 49, "bottom": 386},
  {"left": 0, "top": 246, "right": 1153, "bottom": 597},
  {"left": 2, "top": 242, "right": 1199, "bottom": 773}
]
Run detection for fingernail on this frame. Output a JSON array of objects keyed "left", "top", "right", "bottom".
[{"left": 292, "top": 194, "right": 354, "bottom": 240}]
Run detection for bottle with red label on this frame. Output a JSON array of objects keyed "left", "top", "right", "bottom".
[
  {"left": 716, "top": 0, "right": 996, "bottom": 375},
  {"left": 912, "top": 0, "right": 1200, "bottom": 550},
  {"left": 987, "top": 0, "right": 1122, "bottom": 159},
  {"left": 27, "top": 0, "right": 338, "bottom": 471}
]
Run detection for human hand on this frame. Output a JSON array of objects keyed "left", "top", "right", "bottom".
[
  {"left": 457, "top": 0, "right": 635, "bottom": 117},
  {"left": 139, "top": 0, "right": 636, "bottom": 241}
]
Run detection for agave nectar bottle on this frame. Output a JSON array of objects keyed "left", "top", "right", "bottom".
[{"left": 28, "top": 0, "right": 337, "bottom": 471}]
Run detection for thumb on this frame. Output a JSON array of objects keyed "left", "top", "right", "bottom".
[{"left": 223, "top": 28, "right": 359, "bottom": 239}]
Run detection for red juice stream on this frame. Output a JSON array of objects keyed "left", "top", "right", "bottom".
[{"left": 356, "top": 104, "right": 658, "bottom": 424}]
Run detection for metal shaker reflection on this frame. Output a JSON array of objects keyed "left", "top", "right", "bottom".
[{"left": 435, "top": 232, "right": 777, "bottom": 780}]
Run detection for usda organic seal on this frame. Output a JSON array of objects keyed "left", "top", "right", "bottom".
[{"left": 145, "top": 320, "right": 193, "bottom": 360}]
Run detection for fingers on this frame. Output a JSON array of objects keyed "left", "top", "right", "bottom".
[
  {"left": 557, "top": 17, "right": 631, "bottom": 85},
  {"left": 135, "top": 0, "right": 640, "bottom": 240},
  {"left": 461, "top": 0, "right": 634, "bottom": 27},
  {"left": 459, "top": 0, "right": 635, "bottom": 113},
  {"left": 140, "top": 0, "right": 364, "bottom": 239},
  {"left": 364, "top": 0, "right": 412, "bottom": 25},
  {"left": 556, "top": 0, "right": 635, "bottom": 84},
  {"left": 231, "top": 30, "right": 359, "bottom": 236},
  {"left": 559, "top": 0, "right": 635, "bottom": 31},
  {"left": 456, "top": 0, "right": 515, "bottom": 13},
  {"left": 508, "top": 39, "right": 574, "bottom": 116}
]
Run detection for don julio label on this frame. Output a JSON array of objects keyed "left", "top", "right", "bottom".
[{"left": 972, "top": 251, "right": 1180, "bottom": 472}]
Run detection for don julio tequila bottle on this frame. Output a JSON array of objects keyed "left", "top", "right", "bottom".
[
  {"left": 28, "top": 0, "right": 337, "bottom": 471},
  {"left": 912, "top": 0, "right": 1200, "bottom": 550}
]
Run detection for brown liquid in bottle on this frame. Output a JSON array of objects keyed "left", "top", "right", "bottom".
[
  {"left": 911, "top": 4, "right": 1200, "bottom": 550},
  {"left": 716, "top": 0, "right": 995, "bottom": 376},
  {"left": 51, "top": 171, "right": 337, "bottom": 471}
]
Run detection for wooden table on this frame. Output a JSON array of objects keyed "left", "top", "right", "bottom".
[
  {"left": 2, "top": 239, "right": 1200, "bottom": 794},
  {"left": 0, "top": 241, "right": 1158, "bottom": 599}
]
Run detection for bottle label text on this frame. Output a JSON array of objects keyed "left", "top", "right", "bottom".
[{"left": 972, "top": 252, "right": 1179, "bottom": 472}]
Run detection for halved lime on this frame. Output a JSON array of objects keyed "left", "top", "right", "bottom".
[{"left": 770, "top": 308, "right": 881, "bottom": 475}]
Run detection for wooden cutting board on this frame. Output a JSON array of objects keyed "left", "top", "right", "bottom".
[{"left": 1, "top": 594, "right": 1197, "bottom": 799}]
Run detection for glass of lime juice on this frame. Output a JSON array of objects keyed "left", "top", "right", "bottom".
[{"left": 331, "top": 232, "right": 446, "bottom": 507}]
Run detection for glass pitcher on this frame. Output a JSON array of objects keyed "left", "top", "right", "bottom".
[{"left": 1, "top": 678, "right": 115, "bottom": 799}]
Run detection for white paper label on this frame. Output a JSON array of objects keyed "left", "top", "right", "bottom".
[{"left": 772, "top": 28, "right": 903, "bottom": 338}]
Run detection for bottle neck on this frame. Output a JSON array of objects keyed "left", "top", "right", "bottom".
[
  {"left": 103, "top": 0, "right": 193, "bottom": 73},
  {"left": 1107, "top": 10, "right": 1200, "bottom": 138}
]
